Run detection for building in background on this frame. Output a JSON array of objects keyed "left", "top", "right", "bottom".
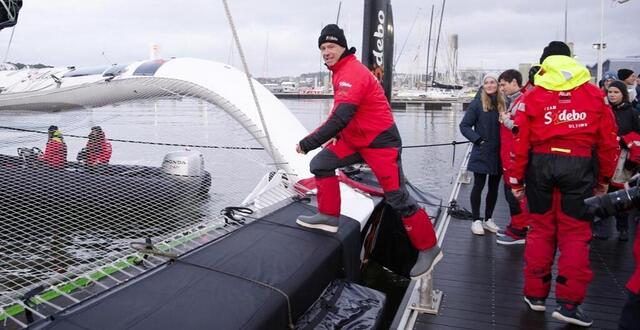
[{"left": 587, "top": 57, "right": 640, "bottom": 80}]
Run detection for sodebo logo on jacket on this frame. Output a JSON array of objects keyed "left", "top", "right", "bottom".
[{"left": 544, "top": 109, "right": 587, "bottom": 125}]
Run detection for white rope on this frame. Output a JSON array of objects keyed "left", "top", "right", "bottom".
[
  {"left": 220, "top": 0, "right": 279, "bottom": 170},
  {"left": 3, "top": 25, "right": 16, "bottom": 63}
]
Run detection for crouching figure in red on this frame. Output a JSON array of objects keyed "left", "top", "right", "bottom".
[
  {"left": 295, "top": 24, "right": 442, "bottom": 279},
  {"left": 510, "top": 41, "right": 619, "bottom": 327},
  {"left": 85, "top": 126, "right": 112, "bottom": 166}
]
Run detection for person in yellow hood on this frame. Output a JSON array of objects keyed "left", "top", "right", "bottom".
[
  {"left": 510, "top": 41, "right": 619, "bottom": 327},
  {"left": 40, "top": 125, "right": 68, "bottom": 169}
]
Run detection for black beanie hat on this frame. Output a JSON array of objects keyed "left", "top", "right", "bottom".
[
  {"left": 48, "top": 125, "right": 58, "bottom": 132},
  {"left": 608, "top": 80, "right": 630, "bottom": 104},
  {"left": 618, "top": 68, "right": 634, "bottom": 81},
  {"left": 528, "top": 65, "right": 541, "bottom": 85},
  {"left": 539, "top": 41, "right": 571, "bottom": 64},
  {"left": 318, "top": 24, "right": 348, "bottom": 49}
]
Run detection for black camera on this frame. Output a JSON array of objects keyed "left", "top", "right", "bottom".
[{"left": 584, "top": 186, "right": 640, "bottom": 218}]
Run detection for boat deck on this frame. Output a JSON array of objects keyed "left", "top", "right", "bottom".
[
  {"left": 408, "top": 181, "right": 635, "bottom": 329},
  {"left": 23, "top": 201, "right": 363, "bottom": 330}
]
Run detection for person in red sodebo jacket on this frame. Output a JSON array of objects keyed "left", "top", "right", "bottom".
[
  {"left": 295, "top": 24, "right": 442, "bottom": 279},
  {"left": 510, "top": 41, "right": 619, "bottom": 327}
]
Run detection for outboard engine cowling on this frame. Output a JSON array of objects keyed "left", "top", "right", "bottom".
[{"left": 161, "top": 149, "right": 205, "bottom": 177}]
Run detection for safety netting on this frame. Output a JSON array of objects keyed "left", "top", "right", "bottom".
[{"left": 0, "top": 96, "right": 298, "bottom": 328}]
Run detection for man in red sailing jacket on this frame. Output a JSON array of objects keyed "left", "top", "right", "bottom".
[
  {"left": 295, "top": 24, "right": 441, "bottom": 278},
  {"left": 510, "top": 41, "right": 619, "bottom": 326}
]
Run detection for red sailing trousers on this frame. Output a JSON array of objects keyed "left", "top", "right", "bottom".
[
  {"left": 313, "top": 139, "right": 437, "bottom": 251},
  {"left": 503, "top": 178, "right": 529, "bottom": 235},
  {"left": 524, "top": 189, "right": 593, "bottom": 303},
  {"left": 510, "top": 200, "right": 529, "bottom": 232}
]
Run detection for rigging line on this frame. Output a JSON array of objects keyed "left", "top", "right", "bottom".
[
  {"left": 131, "top": 233, "right": 295, "bottom": 328},
  {"left": 405, "top": 180, "right": 442, "bottom": 201},
  {"left": 0, "top": 126, "right": 266, "bottom": 150},
  {"left": 425, "top": 4, "right": 434, "bottom": 90},
  {"left": 3, "top": 25, "right": 16, "bottom": 63},
  {"left": 0, "top": 125, "right": 469, "bottom": 154},
  {"left": 401, "top": 140, "right": 471, "bottom": 149},
  {"left": 393, "top": 8, "right": 422, "bottom": 68},
  {"left": 179, "top": 259, "right": 295, "bottom": 329},
  {"left": 221, "top": 0, "right": 279, "bottom": 170},
  {"left": 0, "top": 125, "right": 472, "bottom": 150},
  {"left": 431, "top": 0, "right": 446, "bottom": 83}
]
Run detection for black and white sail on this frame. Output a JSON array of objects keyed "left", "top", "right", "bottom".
[{"left": 361, "top": 0, "right": 394, "bottom": 101}]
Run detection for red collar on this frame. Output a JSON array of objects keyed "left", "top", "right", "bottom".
[{"left": 328, "top": 54, "right": 356, "bottom": 72}]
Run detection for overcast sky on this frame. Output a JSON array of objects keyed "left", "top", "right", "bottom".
[{"left": 1, "top": 0, "right": 638, "bottom": 77}]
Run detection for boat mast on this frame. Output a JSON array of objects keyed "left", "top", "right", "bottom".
[
  {"left": 431, "top": 0, "right": 445, "bottom": 86},
  {"left": 262, "top": 32, "right": 269, "bottom": 78},
  {"left": 361, "top": 0, "right": 394, "bottom": 101},
  {"left": 424, "top": 4, "right": 434, "bottom": 91}
]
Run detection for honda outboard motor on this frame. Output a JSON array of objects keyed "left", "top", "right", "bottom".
[{"left": 161, "top": 149, "right": 205, "bottom": 177}]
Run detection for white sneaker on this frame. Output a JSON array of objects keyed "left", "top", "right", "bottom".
[
  {"left": 483, "top": 218, "right": 500, "bottom": 233},
  {"left": 471, "top": 220, "right": 485, "bottom": 235}
]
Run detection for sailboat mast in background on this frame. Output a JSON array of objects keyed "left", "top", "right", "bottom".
[
  {"left": 431, "top": 0, "right": 445, "bottom": 87},
  {"left": 425, "top": 4, "right": 434, "bottom": 92}
]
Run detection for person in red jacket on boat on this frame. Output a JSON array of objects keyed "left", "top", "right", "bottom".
[
  {"left": 40, "top": 125, "right": 67, "bottom": 169},
  {"left": 295, "top": 24, "right": 442, "bottom": 279},
  {"left": 85, "top": 126, "right": 112, "bottom": 166},
  {"left": 510, "top": 41, "right": 619, "bottom": 327}
]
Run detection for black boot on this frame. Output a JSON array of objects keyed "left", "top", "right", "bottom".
[{"left": 296, "top": 213, "right": 339, "bottom": 233}]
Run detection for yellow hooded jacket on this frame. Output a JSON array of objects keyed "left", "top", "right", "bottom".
[{"left": 534, "top": 55, "right": 591, "bottom": 92}]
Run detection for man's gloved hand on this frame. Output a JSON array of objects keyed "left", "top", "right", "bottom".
[
  {"left": 594, "top": 183, "right": 609, "bottom": 196},
  {"left": 511, "top": 184, "right": 525, "bottom": 200}
]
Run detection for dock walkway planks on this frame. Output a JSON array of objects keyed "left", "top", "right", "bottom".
[{"left": 414, "top": 181, "right": 636, "bottom": 330}]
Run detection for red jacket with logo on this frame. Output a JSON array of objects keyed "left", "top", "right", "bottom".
[
  {"left": 86, "top": 139, "right": 112, "bottom": 165},
  {"left": 299, "top": 53, "right": 400, "bottom": 152},
  {"left": 511, "top": 82, "right": 618, "bottom": 185},
  {"left": 41, "top": 139, "right": 67, "bottom": 169},
  {"left": 500, "top": 92, "right": 524, "bottom": 182}
]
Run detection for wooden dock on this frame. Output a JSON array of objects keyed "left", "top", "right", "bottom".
[{"left": 394, "top": 177, "right": 635, "bottom": 329}]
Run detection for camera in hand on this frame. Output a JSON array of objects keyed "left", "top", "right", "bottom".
[{"left": 584, "top": 185, "right": 640, "bottom": 218}]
